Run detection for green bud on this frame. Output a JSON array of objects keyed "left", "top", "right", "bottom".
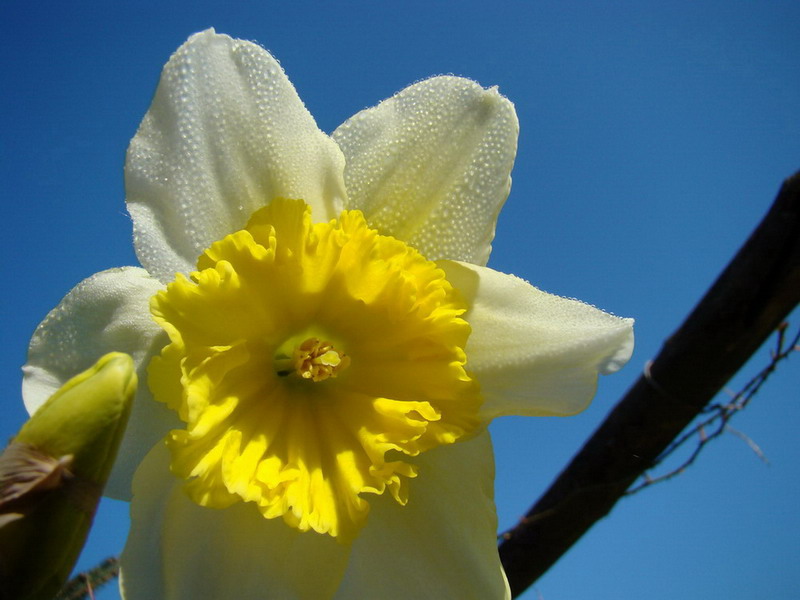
[{"left": 0, "top": 352, "right": 136, "bottom": 600}]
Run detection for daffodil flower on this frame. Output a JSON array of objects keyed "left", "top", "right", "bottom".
[{"left": 22, "top": 30, "right": 633, "bottom": 599}]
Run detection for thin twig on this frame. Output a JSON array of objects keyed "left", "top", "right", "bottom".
[
  {"left": 625, "top": 323, "right": 797, "bottom": 494},
  {"left": 498, "top": 171, "right": 800, "bottom": 597},
  {"left": 55, "top": 557, "right": 119, "bottom": 600}
]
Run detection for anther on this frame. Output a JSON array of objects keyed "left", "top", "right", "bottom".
[{"left": 292, "top": 338, "right": 350, "bottom": 382}]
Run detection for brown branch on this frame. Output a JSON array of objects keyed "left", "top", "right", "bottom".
[
  {"left": 498, "top": 171, "right": 800, "bottom": 597},
  {"left": 55, "top": 557, "right": 119, "bottom": 600},
  {"left": 624, "top": 323, "right": 798, "bottom": 494}
]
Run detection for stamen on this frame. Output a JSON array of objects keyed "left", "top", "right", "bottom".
[{"left": 292, "top": 338, "right": 350, "bottom": 382}]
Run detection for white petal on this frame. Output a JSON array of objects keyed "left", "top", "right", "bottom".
[
  {"left": 440, "top": 261, "right": 634, "bottom": 419},
  {"left": 126, "top": 29, "right": 347, "bottom": 283},
  {"left": 120, "top": 443, "right": 349, "bottom": 600},
  {"left": 22, "top": 267, "right": 179, "bottom": 499},
  {"left": 332, "top": 76, "right": 518, "bottom": 266},
  {"left": 336, "top": 431, "right": 510, "bottom": 600}
]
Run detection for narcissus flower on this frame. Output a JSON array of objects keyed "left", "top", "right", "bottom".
[{"left": 22, "top": 30, "right": 633, "bottom": 599}]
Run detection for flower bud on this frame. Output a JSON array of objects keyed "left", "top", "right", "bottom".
[{"left": 0, "top": 352, "right": 136, "bottom": 600}]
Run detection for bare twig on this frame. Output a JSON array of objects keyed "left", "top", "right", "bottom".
[
  {"left": 626, "top": 323, "right": 797, "bottom": 494},
  {"left": 499, "top": 171, "right": 800, "bottom": 597},
  {"left": 55, "top": 557, "right": 119, "bottom": 600}
]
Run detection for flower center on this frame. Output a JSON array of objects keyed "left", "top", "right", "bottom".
[
  {"left": 275, "top": 337, "right": 350, "bottom": 381},
  {"left": 148, "top": 199, "right": 481, "bottom": 540}
]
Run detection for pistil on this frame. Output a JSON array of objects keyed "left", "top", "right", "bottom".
[{"left": 275, "top": 337, "right": 350, "bottom": 381}]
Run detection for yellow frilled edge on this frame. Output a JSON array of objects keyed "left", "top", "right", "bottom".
[{"left": 148, "top": 199, "right": 483, "bottom": 541}]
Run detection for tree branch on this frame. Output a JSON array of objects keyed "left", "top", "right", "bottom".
[
  {"left": 55, "top": 557, "right": 119, "bottom": 600},
  {"left": 498, "top": 171, "right": 800, "bottom": 597},
  {"left": 625, "top": 323, "right": 798, "bottom": 495}
]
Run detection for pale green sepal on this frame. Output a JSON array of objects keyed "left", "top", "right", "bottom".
[
  {"left": 17, "top": 353, "right": 136, "bottom": 480},
  {"left": 440, "top": 260, "right": 634, "bottom": 419},
  {"left": 0, "top": 353, "right": 136, "bottom": 600}
]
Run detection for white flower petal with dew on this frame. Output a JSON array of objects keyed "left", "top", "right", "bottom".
[
  {"left": 22, "top": 268, "right": 179, "bottom": 500},
  {"left": 440, "top": 260, "right": 634, "bottom": 419},
  {"left": 126, "top": 29, "right": 348, "bottom": 283},
  {"left": 336, "top": 431, "right": 507, "bottom": 599},
  {"left": 333, "top": 76, "right": 518, "bottom": 266},
  {"left": 120, "top": 443, "right": 349, "bottom": 600},
  {"left": 122, "top": 433, "right": 505, "bottom": 600},
  {"left": 21, "top": 29, "right": 634, "bottom": 600}
]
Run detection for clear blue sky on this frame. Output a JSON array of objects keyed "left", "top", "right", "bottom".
[{"left": 2, "top": 2, "right": 798, "bottom": 598}]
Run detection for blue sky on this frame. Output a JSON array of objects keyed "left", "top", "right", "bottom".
[{"left": 1, "top": 1, "right": 798, "bottom": 598}]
